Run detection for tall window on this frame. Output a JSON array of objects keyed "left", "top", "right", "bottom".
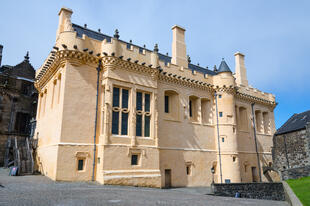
[
  {"left": 164, "top": 95, "right": 169, "bottom": 113},
  {"left": 136, "top": 91, "right": 151, "bottom": 137},
  {"left": 189, "top": 96, "right": 198, "bottom": 121},
  {"left": 112, "top": 87, "right": 129, "bottom": 135}
]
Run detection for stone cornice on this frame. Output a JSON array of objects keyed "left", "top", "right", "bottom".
[
  {"left": 35, "top": 50, "right": 99, "bottom": 90},
  {"left": 102, "top": 56, "right": 159, "bottom": 80},
  {"left": 34, "top": 50, "right": 276, "bottom": 108},
  {"left": 159, "top": 72, "right": 214, "bottom": 92},
  {"left": 236, "top": 91, "right": 277, "bottom": 108},
  {"left": 214, "top": 85, "right": 236, "bottom": 95}
]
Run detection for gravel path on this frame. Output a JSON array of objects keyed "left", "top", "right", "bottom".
[{"left": 0, "top": 168, "right": 289, "bottom": 206}]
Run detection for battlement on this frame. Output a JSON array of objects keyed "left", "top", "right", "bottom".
[{"left": 238, "top": 84, "right": 276, "bottom": 103}]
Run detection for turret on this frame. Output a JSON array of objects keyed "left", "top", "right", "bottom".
[{"left": 214, "top": 58, "right": 241, "bottom": 183}]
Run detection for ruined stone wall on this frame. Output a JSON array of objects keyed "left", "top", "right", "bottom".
[
  {"left": 281, "top": 165, "right": 310, "bottom": 180},
  {"left": 272, "top": 123, "right": 310, "bottom": 179},
  {"left": 0, "top": 76, "right": 37, "bottom": 166}
]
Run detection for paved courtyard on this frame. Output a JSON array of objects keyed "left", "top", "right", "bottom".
[{"left": 0, "top": 168, "right": 288, "bottom": 206}]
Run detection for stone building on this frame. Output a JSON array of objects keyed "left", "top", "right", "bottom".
[
  {"left": 273, "top": 110, "right": 310, "bottom": 180},
  {"left": 0, "top": 45, "right": 37, "bottom": 166},
  {"left": 34, "top": 7, "right": 278, "bottom": 187}
]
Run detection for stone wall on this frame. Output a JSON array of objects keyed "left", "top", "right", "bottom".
[
  {"left": 272, "top": 124, "right": 310, "bottom": 177},
  {"left": 281, "top": 165, "right": 310, "bottom": 180},
  {"left": 212, "top": 182, "right": 285, "bottom": 201}
]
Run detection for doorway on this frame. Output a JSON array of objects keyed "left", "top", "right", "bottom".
[
  {"left": 251, "top": 167, "right": 258, "bottom": 182},
  {"left": 165, "top": 169, "right": 171, "bottom": 188}
]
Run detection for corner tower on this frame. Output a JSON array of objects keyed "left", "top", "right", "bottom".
[{"left": 214, "top": 59, "right": 241, "bottom": 183}]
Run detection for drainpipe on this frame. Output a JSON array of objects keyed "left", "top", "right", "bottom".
[
  {"left": 214, "top": 92, "right": 223, "bottom": 184},
  {"left": 251, "top": 103, "right": 262, "bottom": 182},
  {"left": 92, "top": 59, "right": 102, "bottom": 182}
]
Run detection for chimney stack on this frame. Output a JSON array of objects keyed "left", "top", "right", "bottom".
[
  {"left": 0, "top": 45, "right": 3, "bottom": 67},
  {"left": 56, "top": 7, "right": 73, "bottom": 39},
  {"left": 171, "top": 25, "right": 187, "bottom": 68},
  {"left": 234, "top": 52, "right": 248, "bottom": 86}
]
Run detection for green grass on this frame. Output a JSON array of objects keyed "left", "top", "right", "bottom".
[{"left": 286, "top": 176, "right": 310, "bottom": 206}]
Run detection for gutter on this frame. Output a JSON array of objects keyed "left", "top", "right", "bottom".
[
  {"left": 92, "top": 59, "right": 102, "bottom": 181},
  {"left": 251, "top": 103, "right": 262, "bottom": 182}
]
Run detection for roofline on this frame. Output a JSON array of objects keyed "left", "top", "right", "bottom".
[{"left": 274, "top": 126, "right": 306, "bottom": 136}]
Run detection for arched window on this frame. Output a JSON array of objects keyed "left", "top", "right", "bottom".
[{"left": 164, "top": 90, "right": 179, "bottom": 120}]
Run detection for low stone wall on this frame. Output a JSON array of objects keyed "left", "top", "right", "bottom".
[
  {"left": 212, "top": 182, "right": 285, "bottom": 201},
  {"left": 281, "top": 165, "right": 310, "bottom": 180}
]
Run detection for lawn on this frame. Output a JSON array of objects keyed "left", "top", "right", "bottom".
[{"left": 286, "top": 176, "right": 310, "bottom": 206}]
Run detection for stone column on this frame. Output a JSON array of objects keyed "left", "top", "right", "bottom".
[
  {"left": 153, "top": 92, "right": 159, "bottom": 147},
  {"left": 258, "top": 111, "right": 264, "bottom": 134},
  {"left": 103, "top": 79, "right": 112, "bottom": 145},
  {"left": 130, "top": 86, "right": 137, "bottom": 146}
]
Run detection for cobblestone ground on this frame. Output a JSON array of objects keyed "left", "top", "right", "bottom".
[{"left": 0, "top": 168, "right": 289, "bottom": 206}]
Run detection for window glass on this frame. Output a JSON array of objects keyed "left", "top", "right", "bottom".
[
  {"left": 145, "top": 93, "right": 150, "bottom": 112},
  {"left": 113, "top": 87, "right": 120, "bottom": 107},
  {"left": 112, "top": 111, "right": 119, "bottom": 134},
  {"left": 121, "top": 112, "right": 128, "bottom": 135},
  {"left": 136, "top": 114, "right": 142, "bottom": 136},
  {"left": 136, "top": 92, "right": 143, "bottom": 111},
  {"left": 189, "top": 100, "right": 192, "bottom": 117},
  {"left": 131, "top": 155, "right": 138, "bottom": 165},
  {"left": 164, "top": 95, "right": 169, "bottom": 113},
  {"left": 78, "top": 159, "right": 84, "bottom": 171},
  {"left": 122, "top": 89, "right": 129, "bottom": 109},
  {"left": 144, "top": 115, "right": 150, "bottom": 137}
]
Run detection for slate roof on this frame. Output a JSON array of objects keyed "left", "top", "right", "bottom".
[
  {"left": 275, "top": 110, "right": 310, "bottom": 135},
  {"left": 0, "top": 53, "right": 35, "bottom": 80},
  {"left": 72, "top": 23, "right": 217, "bottom": 76},
  {"left": 217, "top": 58, "right": 232, "bottom": 73}
]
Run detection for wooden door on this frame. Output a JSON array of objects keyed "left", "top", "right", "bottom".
[
  {"left": 165, "top": 169, "right": 171, "bottom": 188},
  {"left": 251, "top": 167, "right": 258, "bottom": 182}
]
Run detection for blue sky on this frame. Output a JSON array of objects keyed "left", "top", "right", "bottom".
[{"left": 1, "top": 0, "right": 309, "bottom": 128}]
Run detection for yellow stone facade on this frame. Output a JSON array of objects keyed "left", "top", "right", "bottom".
[{"left": 34, "top": 7, "right": 278, "bottom": 187}]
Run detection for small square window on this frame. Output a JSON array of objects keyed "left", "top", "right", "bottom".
[
  {"left": 218, "top": 94, "right": 222, "bottom": 98},
  {"left": 219, "top": 112, "right": 223, "bottom": 117},
  {"left": 78, "top": 159, "right": 84, "bottom": 171},
  {"left": 131, "top": 154, "right": 139, "bottom": 165},
  {"left": 233, "top": 156, "right": 236, "bottom": 162},
  {"left": 222, "top": 137, "right": 225, "bottom": 142}
]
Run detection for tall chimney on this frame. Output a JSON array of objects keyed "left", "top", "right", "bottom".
[
  {"left": 171, "top": 25, "right": 188, "bottom": 68},
  {"left": 56, "top": 7, "right": 73, "bottom": 39},
  {"left": 0, "top": 45, "right": 3, "bottom": 67},
  {"left": 234, "top": 52, "right": 248, "bottom": 86}
]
